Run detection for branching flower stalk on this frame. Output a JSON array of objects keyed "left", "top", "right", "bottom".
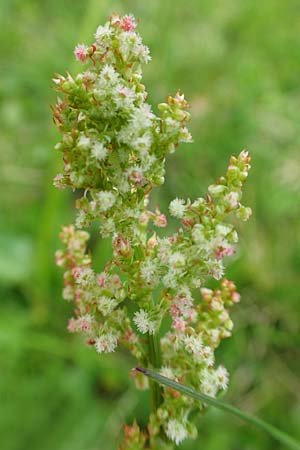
[{"left": 52, "top": 14, "right": 251, "bottom": 449}]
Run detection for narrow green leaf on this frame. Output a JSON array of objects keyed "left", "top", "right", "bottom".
[{"left": 135, "top": 367, "right": 300, "bottom": 450}]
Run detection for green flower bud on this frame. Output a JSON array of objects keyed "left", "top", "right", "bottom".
[{"left": 236, "top": 205, "right": 252, "bottom": 221}]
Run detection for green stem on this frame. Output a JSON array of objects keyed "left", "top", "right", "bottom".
[
  {"left": 148, "top": 333, "right": 162, "bottom": 412},
  {"left": 136, "top": 367, "right": 300, "bottom": 450}
]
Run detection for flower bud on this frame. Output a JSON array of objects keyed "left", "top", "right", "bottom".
[
  {"left": 208, "top": 184, "right": 227, "bottom": 197},
  {"left": 112, "top": 233, "right": 132, "bottom": 257},
  {"left": 236, "top": 205, "right": 252, "bottom": 221}
]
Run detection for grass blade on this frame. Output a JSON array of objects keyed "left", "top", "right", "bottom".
[{"left": 135, "top": 367, "right": 300, "bottom": 450}]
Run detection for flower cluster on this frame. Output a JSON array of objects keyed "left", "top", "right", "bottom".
[{"left": 53, "top": 14, "right": 251, "bottom": 449}]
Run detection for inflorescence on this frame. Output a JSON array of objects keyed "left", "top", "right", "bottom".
[{"left": 52, "top": 13, "right": 251, "bottom": 448}]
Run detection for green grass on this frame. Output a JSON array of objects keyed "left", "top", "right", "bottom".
[{"left": 0, "top": 1, "right": 300, "bottom": 449}]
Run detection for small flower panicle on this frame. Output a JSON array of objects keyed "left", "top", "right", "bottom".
[{"left": 53, "top": 14, "right": 251, "bottom": 449}]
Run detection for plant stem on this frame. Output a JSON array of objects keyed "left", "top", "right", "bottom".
[{"left": 148, "top": 333, "right": 162, "bottom": 412}]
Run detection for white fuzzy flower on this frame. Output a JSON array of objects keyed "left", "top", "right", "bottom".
[
  {"left": 101, "top": 64, "right": 119, "bottom": 83},
  {"left": 140, "top": 259, "right": 158, "bottom": 284},
  {"left": 99, "top": 217, "right": 115, "bottom": 237},
  {"left": 201, "top": 345, "right": 215, "bottom": 366},
  {"left": 91, "top": 141, "right": 108, "bottom": 161},
  {"left": 97, "top": 296, "right": 118, "bottom": 316},
  {"left": 160, "top": 367, "right": 175, "bottom": 380},
  {"left": 216, "top": 223, "right": 232, "bottom": 237},
  {"left": 77, "top": 135, "right": 91, "bottom": 150},
  {"left": 119, "top": 31, "right": 143, "bottom": 61},
  {"left": 165, "top": 419, "right": 188, "bottom": 445},
  {"left": 201, "top": 378, "right": 218, "bottom": 397},
  {"left": 133, "top": 309, "right": 155, "bottom": 334},
  {"left": 192, "top": 223, "right": 206, "bottom": 244},
  {"left": 62, "top": 285, "right": 74, "bottom": 301},
  {"left": 208, "top": 328, "right": 221, "bottom": 345},
  {"left": 95, "top": 191, "right": 116, "bottom": 212},
  {"left": 162, "top": 268, "right": 180, "bottom": 289},
  {"left": 117, "top": 177, "right": 131, "bottom": 193},
  {"left": 210, "top": 297, "right": 223, "bottom": 312},
  {"left": 209, "top": 260, "right": 224, "bottom": 281},
  {"left": 115, "top": 85, "right": 136, "bottom": 109},
  {"left": 132, "top": 132, "right": 153, "bottom": 152},
  {"left": 95, "top": 332, "right": 119, "bottom": 353},
  {"left": 75, "top": 210, "right": 87, "bottom": 228},
  {"left": 169, "top": 198, "right": 185, "bottom": 218},
  {"left": 94, "top": 23, "right": 112, "bottom": 41},
  {"left": 200, "top": 368, "right": 218, "bottom": 397},
  {"left": 215, "top": 365, "right": 229, "bottom": 390},
  {"left": 75, "top": 268, "right": 95, "bottom": 286},
  {"left": 123, "top": 207, "right": 141, "bottom": 219},
  {"left": 130, "top": 104, "right": 154, "bottom": 130},
  {"left": 165, "top": 117, "right": 178, "bottom": 130},
  {"left": 184, "top": 335, "right": 203, "bottom": 355},
  {"left": 157, "top": 237, "right": 172, "bottom": 263},
  {"left": 191, "top": 277, "right": 202, "bottom": 288},
  {"left": 180, "top": 126, "right": 193, "bottom": 143},
  {"left": 169, "top": 251, "right": 185, "bottom": 268},
  {"left": 138, "top": 44, "right": 151, "bottom": 63},
  {"left": 69, "top": 172, "right": 84, "bottom": 186}
]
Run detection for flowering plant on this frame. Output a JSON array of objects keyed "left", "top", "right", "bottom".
[{"left": 52, "top": 14, "right": 252, "bottom": 449}]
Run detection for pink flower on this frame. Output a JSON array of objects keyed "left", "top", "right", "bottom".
[
  {"left": 170, "top": 295, "right": 193, "bottom": 320},
  {"left": 172, "top": 391, "right": 181, "bottom": 399},
  {"left": 170, "top": 302, "right": 179, "bottom": 318},
  {"left": 77, "top": 315, "right": 92, "bottom": 332},
  {"left": 232, "top": 292, "right": 241, "bottom": 303},
  {"left": 173, "top": 317, "right": 186, "bottom": 332},
  {"left": 74, "top": 44, "right": 89, "bottom": 62},
  {"left": 122, "top": 15, "right": 136, "bottom": 32},
  {"left": 215, "top": 246, "right": 235, "bottom": 260},
  {"left": 154, "top": 213, "right": 167, "bottom": 227},
  {"left": 182, "top": 218, "right": 194, "bottom": 228},
  {"left": 128, "top": 169, "right": 144, "bottom": 185},
  {"left": 72, "top": 266, "right": 84, "bottom": 279}
]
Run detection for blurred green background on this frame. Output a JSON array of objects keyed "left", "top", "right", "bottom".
[{"left": 1, "top": 0, "right": 300, "bottom": 449}]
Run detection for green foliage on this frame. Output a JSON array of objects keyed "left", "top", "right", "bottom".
[{"left": 1, "top": 1, "right": 300, "bottom": 449}]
